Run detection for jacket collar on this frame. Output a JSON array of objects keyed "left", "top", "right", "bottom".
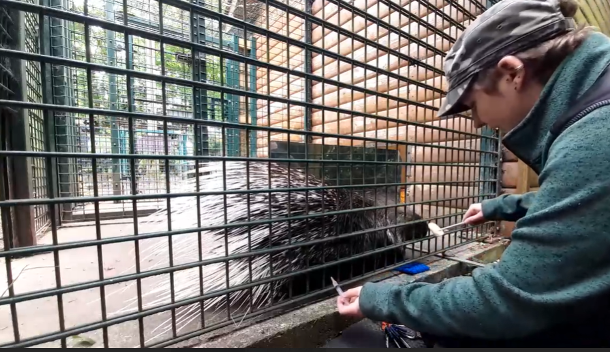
[{"left": 502, "top": 32, "right": 610, "bottom": 174}]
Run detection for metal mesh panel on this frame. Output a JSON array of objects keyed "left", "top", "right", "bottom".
[
  {"left": 50, "top": 0, "right": 196, "bottom": 221},
  {"left": 0, "top": 0, "right": 501, "bottom": 348},
  {"left": 24, "top": 2, "right": 51, "bottom": 235},
  {"left": 0, "top": 6, "right": 16, "bottom": 251}
]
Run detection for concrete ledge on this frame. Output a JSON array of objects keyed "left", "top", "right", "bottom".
[{"left": 184, "top": 240, "right": 508, "bottom": 349}]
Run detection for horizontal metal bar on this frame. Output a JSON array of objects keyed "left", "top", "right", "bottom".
[
  {"left": 376, "top": 0, "right": 462, "bottom": 39},
  {"left": 0, "top": 213, "right": 487, "bottom": 307},
  {"left": 0, "top": 185, "right": 494, "bottom": 207},
  {"left": 0, "top": 98, "right": 496, "bottom": 144},
  {"left": 0, "top": 203, "right": 478, "bottom": 258},
  {"left": 440, "top": 255, "right": 487, "bottom": 268},
  {"left": 0, "top": 150, "right": 498, "bottom": 170},
  {"left": 0, "top": 196, "right": 484, "bottom": 259},
  {"left": 0, "top": 228, "right": 492, "bottom": 349},
  {"left": 1, "top": 0, "right": 445, "bottom": 101},
  {"left": 446, "top": 0, "right": 486, "bottom": 17},
  {"left": 2, "top": 0, "right": 445, "bottom": 111},
  {"left": 262, "top": 0, "right": 448, "bottom": 67},
  {"left": 294, "top": 0, "right": 445, "bottom": 58},
  {"left": 0, "top": 49, "right": 465, "bottom": 141},
  {"left": 324, "top": 0, "right": 456, "bottom": 45},
  {"left": 151, "top": 232, "right": 493, "bottom": 348},
  {"left": 399, "top": 0, "right": 467, "bottom": 30}
]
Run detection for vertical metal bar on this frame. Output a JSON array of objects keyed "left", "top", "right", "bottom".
[
  {"left": 8, "top": 8, "right": 36, "bottom": 248},
  {"left": 43, "top": 13, "right": 66, "bottom": 352},
  {"left": 158, "top": 1, "right": 178, "bottom": 338},
  {"left": 107, "top": 0, "right": 120, "bottom": 198},
  {"left": 122, "top": 0, "right": 146, "bottom": 346},
  {"left": 320, "top": 0, "right": 326, "bottom": 286},
  {"left": 0, "top": 51, "right": 20, "bottom": 341},
  {"left": 249, "top": 36, "right": 257, "bottom": 158},
  {"left": 82, "top": 1, "right": 109, "bottom": 347},
  {"left": 244, "top": 25, "right": 254, "bottom": 315},
  {"left": 188, "top": 3, "right": 206, "bottom": 333},
  {"left": 349, "top": 3, "right": 355, "bottom": 279}
]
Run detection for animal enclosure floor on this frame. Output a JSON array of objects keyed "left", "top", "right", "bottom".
[
  {"left": 322, "top": 319, "right": 427, "bottom": 349},
  {"left": 0, "top": 219, "right": 203, "bottom": 348},
  {"left": 66, "top": 201, "right": 163, "bottom": 222}
]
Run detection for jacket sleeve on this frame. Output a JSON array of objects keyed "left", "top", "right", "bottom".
[
  {"left": 357, "top": 109, "right": 610, "bottom": 340},
  {"left": 481, "top": 191, "right": 537, "bottom": 222}
]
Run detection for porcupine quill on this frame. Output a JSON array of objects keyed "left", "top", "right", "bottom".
[{"left": 110, "top": 161, "right": 430, "bottom": 342}]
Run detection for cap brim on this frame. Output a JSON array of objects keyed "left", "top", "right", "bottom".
[{"left": 437, "top": 76, "right": 474, "bottom": 118}]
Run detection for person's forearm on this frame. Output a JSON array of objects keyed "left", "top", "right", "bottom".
[{"left": 481, "top": 191, "right": 536, "bottom": 222}]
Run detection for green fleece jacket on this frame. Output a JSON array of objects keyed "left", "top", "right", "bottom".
[{"left": 359, "top": 31, "right": 610, "bottom": 346}]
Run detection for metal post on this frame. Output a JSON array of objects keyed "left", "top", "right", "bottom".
[
  {"left": 50, "top": 0, "right": 77, "bottom": 218},
  {"left": 304, "top": 0, "right": 312, "bottom": 142},
  {"left": 228, "top": 33, "right": 239, "bottom": 157},
  {"left": 249, "top": 36, "right": 257, "bottom": 158},
  {"left": 8, "top": 9, "right": 36, "bottom": 247},
  {"left": 107, "top": 0, "right": 121, "bottom": 197},
  {"left": 41, "top": 0, "right": 59, "bottom": 227},
  {"left": 192, "top": 4, "right": 209, "bottom": 158}
]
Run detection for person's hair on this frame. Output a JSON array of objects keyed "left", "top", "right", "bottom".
[{"left": 474, "top": 0, "right": 596, "bottom": 94}]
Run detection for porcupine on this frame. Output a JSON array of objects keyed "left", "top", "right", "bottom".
[{"left": 114, "top": 160, "right": 429, "bottom": 339}]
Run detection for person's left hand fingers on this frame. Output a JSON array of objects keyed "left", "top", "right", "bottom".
[
  {"left": 342, "top": 286, "right": 362, "bottom": 298},
  {"left": 336, "top": 294, "right": 363, "bottom": 318}
]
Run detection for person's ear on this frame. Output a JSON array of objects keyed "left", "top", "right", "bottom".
[{"left": 496, "top": 56, "right": 525, "bottom": 91}]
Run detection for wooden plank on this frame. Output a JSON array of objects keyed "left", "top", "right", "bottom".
[
  {"left": 256, "top": 4, "right": 470, "bottom": 92},
  {"left": 256, "top": 0, "right": 448, "bottom": 84},
  {"left": 412, "top": 138, "right": 481, "bottom": 163},
  {"left": 259, "top": 52, "right": 444, "bottom": 111},
  {"left": 584, "top": 0, "right": 610, "bottom": 34},
  {"left": 259, "top": 75, "right": 446, "bottom": 128},
  {"left": 256, "top": 0, "right": 382, "bottom": 82},
  {"left": 307, "top": 98, "right": 443, "bottom": 131},
  {"left": 257, "top": 19, "right": 461, "bottom": 100},
  {"left": 311, "top": 0, "right": 402, "bottom": 47},
  {"left": 311, "top": 69, "right": 445, "bottom": 107},
  {"left": 411, "top": 204, "right": 465, "bottom": 228},
  {"left": 410, "top": 165, "right": 480, "bottom": 185},
  {"left": 515, "top": 159, "right": 530, "bottom": 194},
  {"left": 308, "top": 118, "right": 477, "bottom": 146},
  {"left": 256, "top": 116, "right": 478, "bottom": 148},
  {"left": 257, "top": 76, "right": 445, "bottom": 128},
  {"left": 501, "top": 161, "right": 539, "bottom": 188},
  {"left": 598, "top": 0, "right": 610, "bottom": 21},
  {"left": 499, "top": 221, "right": 515, "bottom": 238},
  {"left": 255, "top": 22, "right": 467, "bottom": 129},
  {"left": 309, "top": 103, "right": 443, "bottom": 139},
  {"left": 310, "top": 3, "right": 474, "bottom": 74},
  {"left": 502, "top": 146, "right": 518, "bottom": 162},
  {"left": 409, "top": 184, "right": 480, "bottom": 209},
  {"left": 255, "top": 96, "right": 442, "bottom": 130}
]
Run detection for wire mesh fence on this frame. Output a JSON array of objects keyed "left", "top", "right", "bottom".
[{"left": 0, "top": 0, "right": 500, "bottom": 348}]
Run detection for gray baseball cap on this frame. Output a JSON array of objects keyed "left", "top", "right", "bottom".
[{"left": 438, "top": 0, "right": 577, "bottom": 117}]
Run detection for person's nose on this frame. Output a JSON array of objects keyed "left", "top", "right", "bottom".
[{"left": 472, "top": 115, "right": 485, "bottom": 129}]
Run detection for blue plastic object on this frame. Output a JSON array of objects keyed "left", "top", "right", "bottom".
[{"left": 394, "top": 262, "right": 430, "bottom": 275}]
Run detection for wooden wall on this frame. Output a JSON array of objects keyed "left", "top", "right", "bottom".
[{"left": 252, "top": 0, "right": 494, "bottom": 236}]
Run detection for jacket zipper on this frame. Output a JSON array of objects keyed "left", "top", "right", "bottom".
[{"left": 560, "top": 99, "right": 610, "bottom": 134}]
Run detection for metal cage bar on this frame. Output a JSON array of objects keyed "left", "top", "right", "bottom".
[{"left": 0, "top": 0, "right": 500, "bottom": 348}]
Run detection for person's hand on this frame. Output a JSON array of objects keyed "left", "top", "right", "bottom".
[
  {"left": 337, "top": 286, "right": 364, "bottom": 318},
  {"left": 462, "top": 203, "right": 487, "bottom": 225}
]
